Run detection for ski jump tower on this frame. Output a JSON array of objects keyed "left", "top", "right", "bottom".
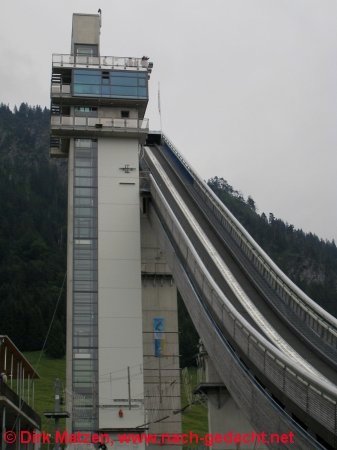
[{"left": 50, "top": 13, "right": 181, "bottom": 447}]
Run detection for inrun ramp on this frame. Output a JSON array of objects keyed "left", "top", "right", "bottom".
[{"left": 141, "top": 134, "right": 337, "bottom": 450}]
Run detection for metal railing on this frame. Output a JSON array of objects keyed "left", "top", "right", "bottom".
[
  {"left": 150, "top": 208, "right": 326, "bottom": 450},
  {"left": 51, "top": 115, "right": 149, "bottom": 131},
  {"left": 148, "top": 207, "right": 327, "bottom": 450},
  {"left": 141, "top": 262, "right": 171, "bottom": 274},
  {"left": 161, "top": 134, "right": 337, "bottom": 353},
  {"left": 50, "top": 136, "right": 60, "bottom": 148},
  {"left": 140, "top": 170, "right": 150, "bottom": 192},
  {"left": 51, "top": 83, "right": 71, "bottom": 95},
  {"left": 147, "top": 168, "right": 337, "bottom": 445},
  {"left": 0, "top": 382, "right": 41, "bottom": 428},
  {"left": 52, "top": 54, "right": 151, "bottom": 71}
]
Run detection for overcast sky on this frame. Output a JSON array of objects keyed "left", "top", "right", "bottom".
[{"left": 1, "top": 1, "right": 337, "bottom": 241}]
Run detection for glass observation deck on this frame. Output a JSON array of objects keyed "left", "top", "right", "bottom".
[
  {"left": 51, "top": 73, "right": 150, "bottom": 111},
  {"left": 51, "top": 54, "right": 152, "bottom": 104},
  {"left": 50, "top": 54, "right": 152, "bottom": 157}
]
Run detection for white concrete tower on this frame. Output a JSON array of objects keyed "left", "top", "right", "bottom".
[{"left": 50, "top": 13, "right": 152, "bottom": 442}]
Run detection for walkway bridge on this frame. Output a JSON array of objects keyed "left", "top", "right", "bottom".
[{"left": 140, "top": 134, "right": 337, "bottom": 450}]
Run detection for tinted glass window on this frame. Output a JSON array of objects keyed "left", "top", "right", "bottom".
[{"left": 72, "top": 69, "right": 148, "bottom": 99}]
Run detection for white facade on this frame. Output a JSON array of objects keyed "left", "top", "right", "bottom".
[{"left": 97, "top": 138, "right": 145, "bottom": 429}]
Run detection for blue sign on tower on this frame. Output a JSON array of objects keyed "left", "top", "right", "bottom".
[{"left": 153, "top": 317, "right": 165, "bottom": 357}]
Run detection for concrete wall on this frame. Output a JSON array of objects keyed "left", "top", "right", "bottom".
[
  {"left": 204, "top": 353, "right": 267, "bottom": 450},
  {"left": 141, "top": 211, "right": 181, "bottom": 446},
  {"left": 71, "top": 14, "right": 100, "bottom": 54},
  {"left": 97, "top": 137, "right": 145, "bottom": 429},
  {"left": 100, "top": 107, "right": 140, "bottom": 119}
]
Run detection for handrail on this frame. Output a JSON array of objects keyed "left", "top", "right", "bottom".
[
  {"left": 51, "top": 115, "right": 149, "bottom": 130},
  {"left": 161, "top": 134, "right": 337, "bottom": 349},
  {"left": 52, "top": 54, "right": 151, "bottom": 71},
  {"left": 148, "top": 184, "right": 329, "bottom": 449},
  {"left": 147, "top": 163, "right": 337, "bottom": 441},
  {"left": 0, "top": 382, "right": 41, "bottom": 428}
]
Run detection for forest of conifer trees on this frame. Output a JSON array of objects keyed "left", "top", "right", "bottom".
[{"left": 0, "top": 103, "right": 336, "bottom": 363}]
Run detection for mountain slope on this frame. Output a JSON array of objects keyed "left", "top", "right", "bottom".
[
  {"left": 0, "top": 104, "right": 336, "bottom": 361},
  {"left": 0, "top": 104, "right": 67, "bottom": 353}
]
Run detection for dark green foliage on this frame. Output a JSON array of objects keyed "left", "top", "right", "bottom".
[
  {"left": 178, "top": 292, "right": 199, "bottom": 367},
  {"left": 45, "top": 319, "right": 66, "bottom": 358},
  {"left": 0, "top": 103, "right": 67, "bottom": 355},
  {"left": 208, "top": 176, "right": 337, "bottom": 316}
]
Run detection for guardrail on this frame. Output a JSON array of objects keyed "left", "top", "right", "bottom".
[
  {"left": 148, "top": 207, "right": 327, "bottom": 450},
  {"left": 0, "top": 382, "right": 41, "bottom": 428},
  {"left": 141, "top": 262, "right": 171, "bottom": 274},
  {"left": 51, "top": 115, "right": 149, "bottom": 131},
  {"left": 139, "top": 170, "right": 150, "bottom": 192},
  {"left": 161, "top": 134, "right": 337, "bottom": 353},
  {"left": 52, "top": 54, "right": 151, "bottom": 71},
  {"left": 147, "top": 166, "right": 337, "bottom": 446},
  {"left": 51, "top": 83, "right": 71, "bottom": 95}
]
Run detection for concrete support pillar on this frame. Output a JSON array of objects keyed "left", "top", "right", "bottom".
[
  {"left": 197, "top": 344, "right": 267, "bottom": 450},
  {"left": 141, "top": 205, "right": 181, "bottom": 450}
]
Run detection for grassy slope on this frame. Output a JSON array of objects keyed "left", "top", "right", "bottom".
[
  {"left": 181, "top": 368, "right": 208, "bottom": 435},
  {"left": 24, "top": 352, "right": 207, "bottom": 438},
  {"left": 24, "top": 351, "right": 67, "bottom": 434}
]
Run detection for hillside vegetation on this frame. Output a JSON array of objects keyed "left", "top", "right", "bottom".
[
  {"left": 0, "top": 103, "right": 67, "bottom": 356},
  {"left": 0, "top": 103, "right": 336, "bottom": 366},
  {"left": 24, "top": 352, "right": 66, "bottom": 434},
  {"left": 208, "top": 176, "right": 337, "bottom": 316}
]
